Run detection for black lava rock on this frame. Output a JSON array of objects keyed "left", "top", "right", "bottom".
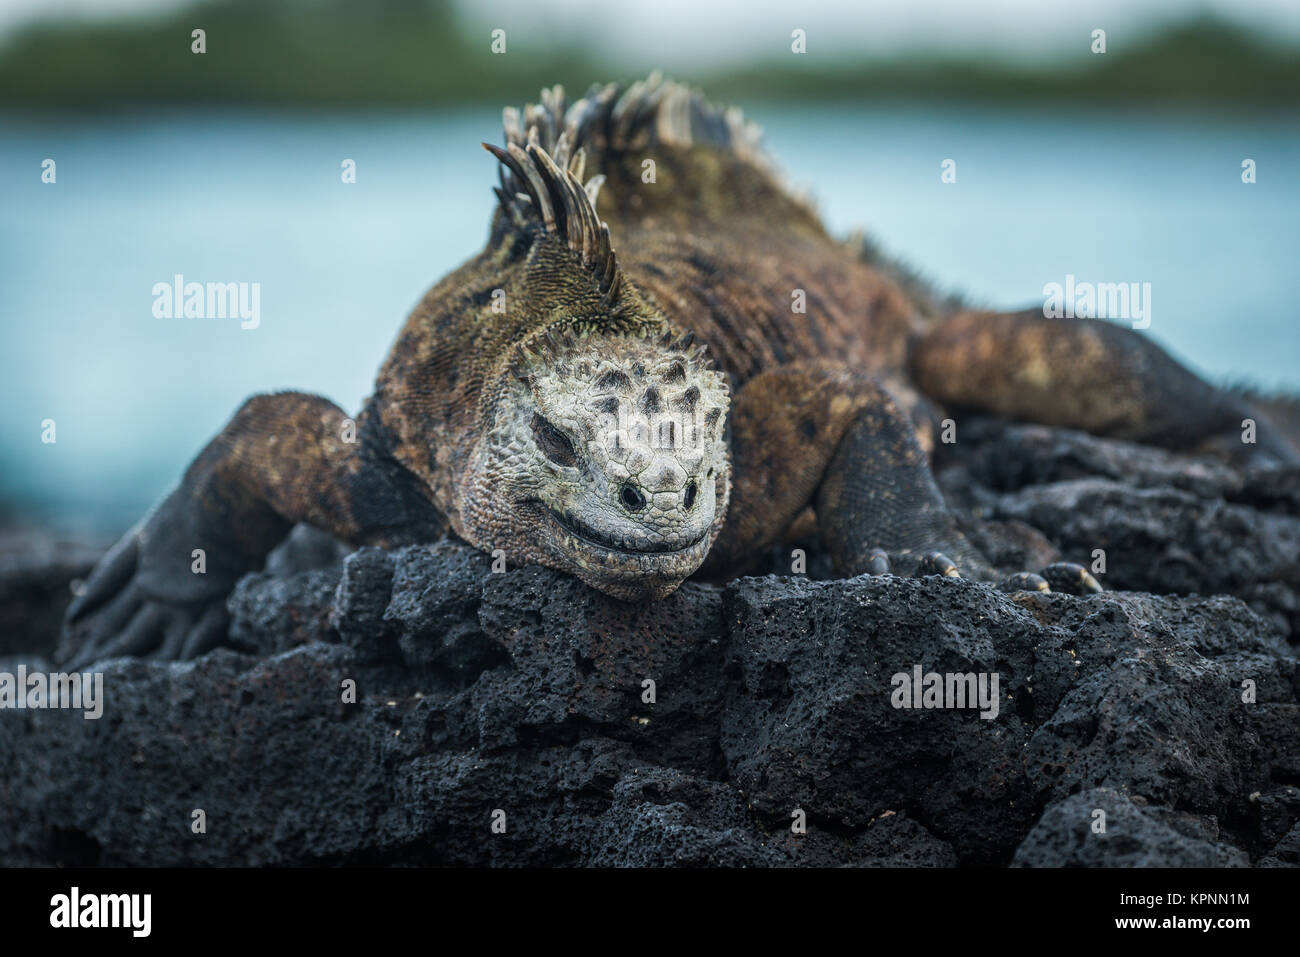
[{"left": 2, "top": 419, "right": 1298, "bottom": 866}]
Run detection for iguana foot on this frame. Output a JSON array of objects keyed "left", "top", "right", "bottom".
[
  {"left": 61, "top": 505, "right": 231, "bottom": 669},
  {"left": 861, "top": 548, "right": 978, "bottom": 580},
  {"left": 997, "top": 572, "right": 1050, "bottom": 593},
  {"left": 66, "top": 586, "right": 228, "bottom": 669},
  {"left": 860, "top": 548, "right": 1102, "bottom": 596},
  {"left": 865, "top": 548, "right": 891, "bottom": 575},
  {"left": 916, "top": 551, "right": 961, "bottom": 578},
  {"left": 998, "top": 562, "right": 1102, "bottom": 595},
  {"left": 1039, "top": 562, "right": 1104, "bottom": 594}
]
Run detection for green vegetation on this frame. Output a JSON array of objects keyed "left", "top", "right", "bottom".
[
  {"left": 1, "top": 0, "right": 1296, "bottom": 110},
  {"left": 715, "top": 17, "right": 1300, "bottom": 106}
]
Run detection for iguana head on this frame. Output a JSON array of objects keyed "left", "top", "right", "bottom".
[
  {"left": 455, "top": 111, "right": 731, "bottom": 600},
  {"left": 467, "top": 325, "right": 731, "bottom": 601}
]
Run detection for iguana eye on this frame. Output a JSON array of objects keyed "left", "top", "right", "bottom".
[{"left": 531, "top": 413, "right": 576, "bottom": 467}]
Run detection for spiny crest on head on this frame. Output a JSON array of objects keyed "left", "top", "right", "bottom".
[
  {"left": 509, "top": 327, "right": 579, "bottom": 383},
  {"left": 483, "top": 86, "right": 622, "bottom": 303}
]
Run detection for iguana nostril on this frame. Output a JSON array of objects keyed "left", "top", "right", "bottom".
[
  {"left": 619, "top": 483, "right": 647, "bottom": 512},
  {"left": 683, "top": 481, "right": 697, "bottom": 511}
]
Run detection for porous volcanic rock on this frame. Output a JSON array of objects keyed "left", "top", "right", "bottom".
[{"left": 2, "top": 419, "right": 1297, "bottom": 867}]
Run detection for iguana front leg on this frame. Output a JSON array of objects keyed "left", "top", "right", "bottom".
[
  {"left": 701, "top": 362, "right": 1099, "bottom": 593},
  {"left": 61, "top": 392, "right": 444, "bottom": 666}
]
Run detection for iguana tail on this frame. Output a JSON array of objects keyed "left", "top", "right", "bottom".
[{"left": 910, "top": 308, "right": 1300, "bottom": 463}]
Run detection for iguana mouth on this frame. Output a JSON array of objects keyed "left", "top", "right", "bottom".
[{"left": 520, "top": 500, "right": 708, "bottom": 556}]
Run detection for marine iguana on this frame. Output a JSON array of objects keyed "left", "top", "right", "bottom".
[{"left": 61, "top": 75, "right": 1297, "bottom": 665}]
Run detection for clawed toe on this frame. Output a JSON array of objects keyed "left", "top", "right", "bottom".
[
  {"left": 916, "top": 552, "right": 961, "bottom": 578},
  {"left": 998, "top": 562, "right": 1104, "bottom": 595},
  {"left": 180, "top": 604, "right": 228, "bottom": 659},
  {"left": 859, "top": 549, "right": 966, "bottom": 580},
  {"left": 865, "top": 548, "right": 891, "bottom": 576},
  {"left": 856, "top": 544, "right": 1103, "bottom": 596},
  {"left": 1041, "top": 562, "right": 1104, "bottom": 595},
  {"left": 66, "top": 530, "right": 140, "bottom": 623},
  {"left": 998, "top": 572, "right": 1050, "bottom": 593},
  {"left": 861, "top": 548, "right": 1094, "bottom": 594}
]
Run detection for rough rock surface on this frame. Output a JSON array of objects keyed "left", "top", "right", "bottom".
[
  {"left": 0, "top": 523, "right": 103, "bottom": 660},
  {"left": 2, "top": 418, "right": 1298, "bottom": 867}
]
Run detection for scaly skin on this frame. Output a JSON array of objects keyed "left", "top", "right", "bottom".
[{"left": 61, "top": 74, "right": 1296, "bottom": 665}]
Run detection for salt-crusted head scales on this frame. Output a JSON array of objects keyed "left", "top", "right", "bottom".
[{"left": 464, "top": 324, "right": 731, "bottom": 601}]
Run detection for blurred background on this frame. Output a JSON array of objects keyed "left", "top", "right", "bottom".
[{"left": 1, "top": 0, "right": 1298, "bottom": 536}]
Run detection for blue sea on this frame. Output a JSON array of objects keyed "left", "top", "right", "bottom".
[{"left": 2, "top": 103, "right": 1297, "bottom": 532}]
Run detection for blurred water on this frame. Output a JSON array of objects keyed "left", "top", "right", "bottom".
[{"left": 2, "top": 104, "right": 1297, "bottom": 532}]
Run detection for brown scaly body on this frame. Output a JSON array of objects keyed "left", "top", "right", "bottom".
[{"left": 62, "top": 74, "right": 1297, "bottom": 665}]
